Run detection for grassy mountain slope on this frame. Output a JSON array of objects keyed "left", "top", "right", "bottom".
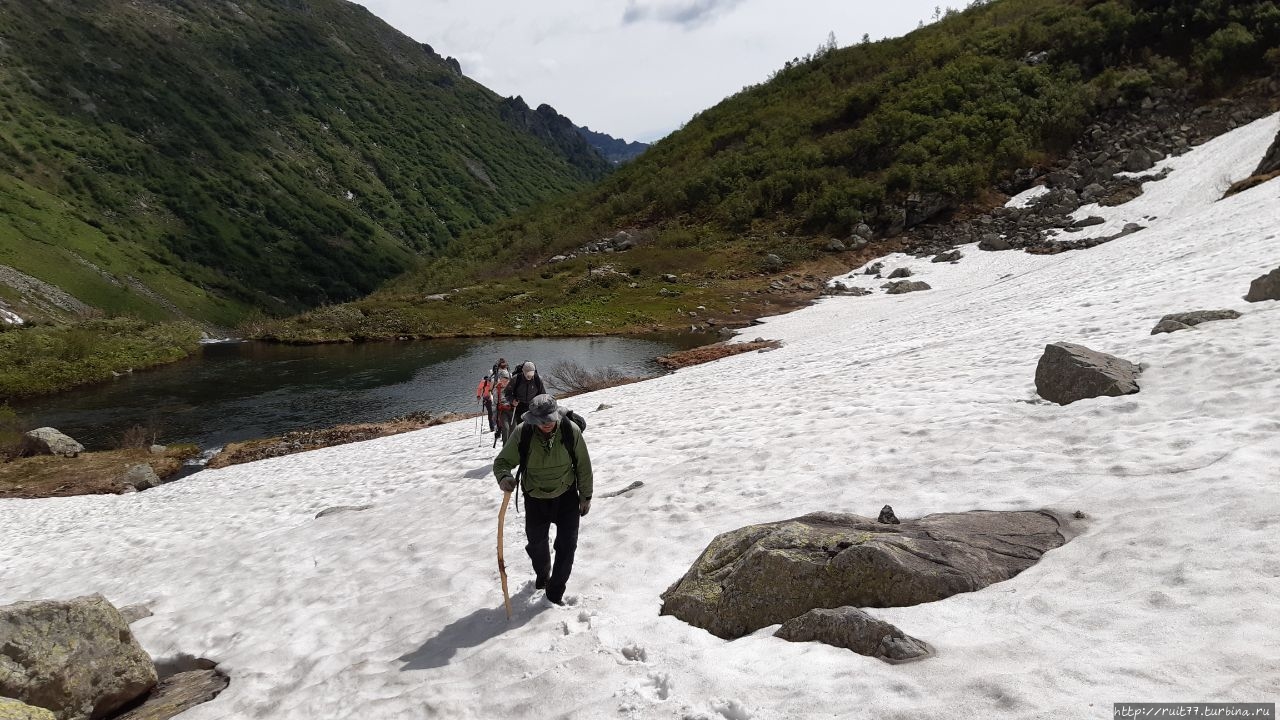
[
  {"left": 0, "top": 0, "right": 609, "bottom": 326},
  {"left": 260, "top": 0, "right": 1279, "bottom": 341}
]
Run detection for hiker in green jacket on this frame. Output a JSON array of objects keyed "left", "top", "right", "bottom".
[{"left": 493, "top": 394, "right": 593, "bottom": 605}]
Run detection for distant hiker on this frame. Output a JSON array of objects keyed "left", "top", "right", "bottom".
[
  {"left": 492, "top": 368, "right": 515, "bottom": 443},
  {"left": 476, "top": 373, "right": 495, "bottom": 432},
  {"left": 491, "top": 357, "right": 509, "bottom": 379},
  {"left": 493, "top": 394, "right": 593, "bottom": 605},
  {"left": 505, "top": 361, "right": 546, "bottom": 424}
]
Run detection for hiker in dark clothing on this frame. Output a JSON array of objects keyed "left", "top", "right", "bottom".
[
  {"left": 493, "top": 394, "right": 593, "bottom": 605},
  {"left": 504, "top": 361, "right": 546, "bottom": 424}
]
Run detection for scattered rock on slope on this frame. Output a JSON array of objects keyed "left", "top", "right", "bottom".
[
  {"left": 115, "top": 667, "right": 229, "bottom": 720},
  {"left": 775, "top": 607, "right": 934, "bottom": 664},
  {"left": 884, "top": 280, "right": 931, "bottom": 295},
  {"left": 20, "top": 428, "right": 84, "bottom": 458},
  {"left": 659, "top": 510, "right": 1064, "bottom": 639},
  {"left": 0, "top": 594, "right": 157, "bottom": 720},
  {"left": 1035, "top": 343, "right": 1141, "bottom": 405},
  {"left": 1150, "top": 309, "right": 1241, "bottom": 334},
  {"left": 1244, "top": 266, "right": 1280, "bottom": 302}
]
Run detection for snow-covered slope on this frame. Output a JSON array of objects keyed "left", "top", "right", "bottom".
[{"left": 3, "top": 116, "right": 1279, "bottom": 720}]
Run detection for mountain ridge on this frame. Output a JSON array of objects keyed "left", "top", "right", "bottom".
[{"left": 0, "top": 0, "right": 610, "bottom": 326}]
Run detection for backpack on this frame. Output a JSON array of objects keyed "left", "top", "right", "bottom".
[{"left": 516, "top": 411, "right": 587, "bottom": 489}]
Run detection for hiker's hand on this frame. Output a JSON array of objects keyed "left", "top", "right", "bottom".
[
  {"left": 579, "top": 497, "right": 591, "bottom": 517},
  {"left": 497, "top": 475, "right": 517, "bottom": 492}
]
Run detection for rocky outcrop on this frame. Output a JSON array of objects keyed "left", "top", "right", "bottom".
[
  {"left": 1035, "top": 343, "right": 1141, "bottom": 405},
  {"left": 659, "top": 510, "right": 1064, "bottom": 639},
  {"left": 887, "top": 267, "right": 912, "bottom": 279},
  {"left": 1150, "top": 309, "right": 1241, "bottom": 334},
  {"left": 1255, "top": 130, "right": 1280, "bottom": 176},
  {"left": 0, "top": 595, "right": 157, "bottom": 720},
  {"left": 898, "top": 92, "right": 1272, "bottom": 259},
  {"left": 884, "top": 280, "right": 931, "bottom": 295},
  {"left": 20, "top": 428, "right": 83, "bottom": 458},
  {"left": 1245, "top": 267, "right": 1280, "bottom": 302},
  {"left": 775, "top": 607, "right": 934, "bottom": 664}
]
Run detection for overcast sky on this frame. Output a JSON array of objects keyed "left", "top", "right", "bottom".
[{"left": 355, "top": 0, "right": 946, "bottom": 142}]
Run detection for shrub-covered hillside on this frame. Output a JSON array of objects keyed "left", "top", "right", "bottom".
[
  {"left": 265, "top": 0, "right": 1280, "bottom": 342},
  {"left": 0, "top": 0, "right": 609, "bottom": 325}
]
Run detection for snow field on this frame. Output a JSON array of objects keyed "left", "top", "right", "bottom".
[{"left": 2, "top": 114, "right": 1279, "bottom": 719}]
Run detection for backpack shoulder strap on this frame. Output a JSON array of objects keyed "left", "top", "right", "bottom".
[
  {"left": 560, "top": 419, "right": 579, "bottom": 477},
  {"left": 517, "top": 424, "right": 534, "bottom": 482}
]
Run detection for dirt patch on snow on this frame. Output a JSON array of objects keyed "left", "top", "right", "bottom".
[
  {"left": 656, "top": 339, "right": 782, "bottom": 370},
  {"left": 207, "top": 411, "right": 467, "bottom": 469}
]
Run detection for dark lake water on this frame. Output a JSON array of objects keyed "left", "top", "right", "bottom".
[{"left": 13, "top": 333, "right": 715, "bottom": 453}]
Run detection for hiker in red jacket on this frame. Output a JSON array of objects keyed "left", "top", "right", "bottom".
[{"left": 476, "top": 373, "right": 495, "bottom": 432}]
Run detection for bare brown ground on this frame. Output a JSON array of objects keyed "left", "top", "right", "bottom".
[
  {"left": 0, "top": 447, "right": 198, "bottom": 499},
  {"left": 206, "top": 412, "right": 468, "bottom": 469},
  {"left": 656, "top": 339, "right": 783, "bottom": 370}
]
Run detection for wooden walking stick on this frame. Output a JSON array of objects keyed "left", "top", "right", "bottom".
[{"left": 497, "top": 490, "right": 513, "bottom": 619}]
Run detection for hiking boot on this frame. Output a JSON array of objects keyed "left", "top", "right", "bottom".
[
  {"left": 535, "top": 577, "right": 547, "bottom": 590},
  {"left": 545, "top": 591, "right": 565, "bottom": 606}
]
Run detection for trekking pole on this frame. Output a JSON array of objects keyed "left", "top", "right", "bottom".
[{"left": 497, "top": 490, "right": 513, "bottom": 620}]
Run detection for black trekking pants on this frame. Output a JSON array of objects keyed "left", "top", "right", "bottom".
[
  {"left": 482, "top": 397, "right": 495, "bottom": 431},
  {"left": 524, "top": 485, "right": 580, "bottom": 600}
]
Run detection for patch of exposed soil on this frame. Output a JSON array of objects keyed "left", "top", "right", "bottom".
[
  {"left": 206, "top": 411, "right": 466, "bottom": 469},
  {"left": 0, "top": 446, "right": 198, "bottom": 499}
]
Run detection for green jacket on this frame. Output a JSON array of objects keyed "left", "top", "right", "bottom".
[{"left": 493, "top": 420, "right": 593, "bottom": 500}]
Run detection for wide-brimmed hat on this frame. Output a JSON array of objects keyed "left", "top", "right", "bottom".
[{"left": 522, "top": 394, "right": 563, "bottom": 426}]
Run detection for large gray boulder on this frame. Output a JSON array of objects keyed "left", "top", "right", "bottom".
[
  {"left": 1150, "top": 309, "right": 1241, "bottom": 335},
  {"left": 0, "top": 698, "right": 56, "bottom": 720},
  {"left": 1034, "top": 343, "right": 1141, "bottom": 405},
  {"left": 775, "top": 607, "right": 934, "bottom": 664},
  {"left": 660, "top": 510, "right": 1064, "bottom": 639},
  {"left": 20, "top": 428, "right": 84, "bottom": 458},
  {"left": 1245, "top": 266, "right": 1280, "bottom": 302},
  {"left": 0, "top": 595, "right": 157, "bottom": 720}
]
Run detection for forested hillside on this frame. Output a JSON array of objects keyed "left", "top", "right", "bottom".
[
  {"left": 0, "top": 0, "right": 609, "bottom": 326},
  {"left": 263, "top": 0, "right": 1279, "bottom": 342}
]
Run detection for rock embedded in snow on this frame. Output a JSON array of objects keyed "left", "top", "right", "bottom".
[
  {"left": 0, "top": 698, "right": 56, "bottom": 720},
  {"left": 114, "top": 668, "right": 229, "bottom": 720},
  {"left": 884, "top": 280, "right": 931, "bottom": 295},
  {"left": 931, "top": 250, "right": 963, "bottom": 263},
  {"left": 659, "top": 510, "right": 1064, "bottom": 639},
  {"left": 1150, "top": 319, "right": 1194, "bottom": 335},
  {"left": 1150, "top": 309, "right": 1242, "bottom": 334},
  {"left": 887, "top": 267, "right": 912, "bottom": 279},
  {"left": 1035, "top": 343, "right": 1141, "bottom": 405},
  {"left": 119, "top": 604, "right": 153, "bottom": 624},
  {"left": 1244, "top": 266, "right": 1280, "bottom": 302},
  {"left": 20, "top": 428, "right": 84, "bottom": 458},
  {"left": 0, "top": 594, "right": 157, "bottom": 720},
  {"left": 863, "top": 262, "right": 883, "bottom": 276},
  {"left": 774, "top": 607, "right": 934, "bottom": 664},
  {"left": 315, "top": 505, "right": 374, "bottom": 519}
]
